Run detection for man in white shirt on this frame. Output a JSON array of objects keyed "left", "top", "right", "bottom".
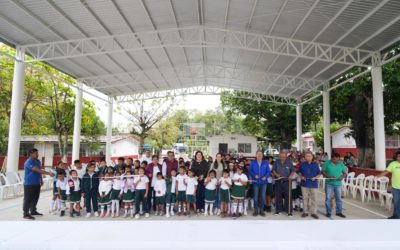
[{"left": 140, "top": 150, "right": 152, "bottom": 164}]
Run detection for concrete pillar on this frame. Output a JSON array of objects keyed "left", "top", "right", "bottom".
[
  {"left": 323, "top": 91, "right": 331, "bottom": 158},
  {"left": 71, "top": 82, "right": 83, "bottom": 163},
  {"left": 6, "top": 47, "right": 25, "bottom": 173},
  {"left": 371, "top": 67, "right": 386, "bottom": 170},
  {"left": 296, "top": 101, "right": 302, "bottom": 152},
  {"left": 106, "top": 97, "right": 113, "bottom": 165}
]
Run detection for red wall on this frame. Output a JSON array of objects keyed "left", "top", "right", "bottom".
[{"left": 333, "top": 148, "right": 399, "bottom": 160}]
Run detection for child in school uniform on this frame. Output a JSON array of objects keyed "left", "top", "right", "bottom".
[
  {"left": 154, "top": 172, "right": 166, "bottom": 216},
  {"left": 98, "top": 173, "right": 113, "bottom": 217},
  {"left": 56, "top": 170, "right": 68, "bottom": 217},
  {"left": 204, "top": 170, "right": 218, "bottom": 216},
  {"left": 231, "top": 166, "right": 248, "bottom": 218},
  {"left": 120, "top": 169, "right": 135, "bottom": 218},
  {"left": 165, "top": 169, "right": 177, "bottom": 218},
  {"left": 219, "top": 169, "right": 232, "bottom": 218},
  {"left": 228, "top": 162, "right": 236, "bottom": 179},
  {"left": 134, "top": 167, "right": 150, "bottom": 219},
  {"left": 185, "top": 169, "right": 198, "bottom": 217},
  {"left": 49, "top": 161, "right": 64, "bottom": 214},
  {"left": 82, "top": 163, "right": 100, "bottom": 218},
  {"left": 291, "top": 171, "right": 303, "bottom": 213},
  {"left": 66, "top": 170, "right": 82, "bottom": 217},
  {"left": 175, "top": 166, "right": 188, "bottom": 216},
  {"left": 110, "top": 172, "right": 122, "bottom": 217}
]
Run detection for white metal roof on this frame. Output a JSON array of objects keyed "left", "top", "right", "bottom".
[{"left": 0, "top": 0, "right": 399, "bottom": 104}]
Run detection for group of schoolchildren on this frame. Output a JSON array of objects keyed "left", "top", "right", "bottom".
[{"left": 48, "top": 150, "right": 321, "bottom": 219}]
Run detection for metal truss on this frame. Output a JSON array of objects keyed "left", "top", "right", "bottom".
[
  {"left": 20, "top": 26, "right": 375, "bottom": 67},
  {"left": 79, "top": 64, "right": 323, "bottom": 95},
  {"left": 115, "top": 85, "right": 298, "bottom": 106}
]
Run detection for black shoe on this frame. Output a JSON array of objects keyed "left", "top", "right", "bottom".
[
  {"left": 232, "top": 213, "right": 237, "bottom": 218},
  {"left": 274, "top": 211, "right": 280, "bottom": 216},
  {"left": 76, "top": 211, "right": 81, "bottom": 217},
  {"left": 238, "top": 213, "right": 242, "bottom": 217},
  {"left": 299, "top": 208, "right": 304, "bottom": 212},
  {"left": 69, "top": 212, "right": 74, "bottom": 218},
  {"left": 253, "top": 210, "right": 259, "bottom": 216},
  {"left": 23, "top": 214, "right": 35, "bottom": 220},
  {"left": 266, "top": 206, "right": 272, "bottom": 213},
  {"left": 260, "top": 211, "right": 266, "bottom": 217},
  {"left": 388, "top": 215, "right": 399, "bottom": 219},
  {"left": 326, "top": 213, "right": 331, "bottom": 218},
  {"left": 336, "top": 213, "right": 346, "bottom": 218},
  {"left": 288, "top": 213, "right": 293, "bottom": 217},
  {"left": 31, "top": 211, "right": 43, "bottom": 216},
  {"left": 60, "top": 211, "right": 65, "bottom": 217}
]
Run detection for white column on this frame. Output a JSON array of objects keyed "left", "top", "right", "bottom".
[
  {"left": 106, "top": 97, "right": 113, "bottom": 165},
  {"left": 71, "top": 82, "right": 83, "bottom": 162},
  {"left": 323, "top": 91, "right": 331, "bottom": 158},
  {"left": 371, "top": 67, "right": 386, "bottom": 170},
  {"left": 6, "top": 47, "right": 25, "bottom": 173},
  {"left": 296, "top": 101, "right": 302, "bottom": 152}
]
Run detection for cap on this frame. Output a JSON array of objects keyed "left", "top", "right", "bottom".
[{"left": 29, "top": 148, "right": 38, "bottom": 154}]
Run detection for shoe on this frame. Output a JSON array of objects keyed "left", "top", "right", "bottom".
[
  {"left": 69, "top": 212, "right": 74, "bottom": 218},
  {"left": 238, "top": 213, "right": 242, "bottom": 217},
  {"left": 336, "top": 213, "right": 346, "bottom": 218},
  {"left": 60, "top": 211, "right": 65, "bottom": 217},
  {"left": 166, "top": 213, "right": 170, "bottom": 218},
  {"left": 301, "top": 213, "right": 308, "bottom": 218},
  {"left": 210, "top": 211, "right": 214, "bottom": 216},
  {"left": 94, "top": 212, "right": 99, "bottom": 217},
  {"left": 216, "top": 209, "right": 221, "bottom": 216},
  {"left": 300, "top": 208, "right": 304, "bottom": 212},
  {"left": 326, "top": 213, "right": 331, "bottom": 218},
  {"left": 145, "top": 213, "right": 149, "bottom": 218},
  {"left": 135, "top": 214, "right": 140, "bottom": 219},
  {"left": 170, "top": 210, "right": 175, "bottom": 216},
  {"left": 160, "top": 212, "right": 164, "bottom": 216},
  {"left": 232, "top": 213, "right": 237, "bottom": 218},
  {"left": 155, "top": 211, "right": 159, "bottom": 216},
  {"left": 243, "top": 210, "right": 247, "bottom": 216},
  {"left": 253, "top": 210, "right": 259, "bottom": 217},
  {"left": 274, "top": 211, "right": 280, "bottom": 216},
  {"left": 260, "top": 211, "right": 266, "bottom": 217},
  {"left": 311, "top": 214, "right": 319, "bottom": 219},
  {"left": 86, "top": 213, "right": 91, "bottom": 218},
  {"left": 203, "top": 212, "right": 208, "bottom": 216},
  {"left": 266, "top": 206, "right": 272, "bottom": 213},
  {"left": 76, "top": 211, "right": 81, "bottom": 217},
  {"left": 388, "top": 215, "right": 399, "bottom": 219},
  {"left": 111, "top": 213, "right": 115, "bottom": 218},
  {"left": 288, "top": 213, "right": 292, "bottom": 217},
  {"left": 31, "top": 211, "right": 43, "bottom": 216},
  {"left": 23, "top": 214, "right": 35, "bottom": 220}
]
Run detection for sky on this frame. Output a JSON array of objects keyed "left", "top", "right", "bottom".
[{"left": 82, "top": 87, "right": 221, "bottom": 132}]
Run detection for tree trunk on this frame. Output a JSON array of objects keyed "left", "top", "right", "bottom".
[
  {"left": 62, "top": 132, "right": 68, "bottom": 162},
  {"left": 57, "top": 132, "right": 63, "bottom": 159},
  {"left": 139, "top": 135, "right": 145, "bottom": 154}
]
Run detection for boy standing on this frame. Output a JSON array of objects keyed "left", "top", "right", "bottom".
[{"left": 82, "top": 163, "right": 100, "bottom": 218}]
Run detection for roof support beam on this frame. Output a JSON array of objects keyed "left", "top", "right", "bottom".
[
  {"left": 115, "top": 85, "right": 298, "bottom": 106},
  {"left": 20, "top": 26, "right": 375, "bottom": 68}
]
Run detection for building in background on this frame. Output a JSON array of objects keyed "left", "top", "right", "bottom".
[
  {"left": 206, "top": 133, "right": 257, "bottom": 158},
  {"left": 0, "top": 135, "right": 140, "bottom": 168}
]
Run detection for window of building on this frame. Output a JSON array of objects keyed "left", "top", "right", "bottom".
[
  {"left": 238, "top": 143, "right": 252, "bottom": 153},
  {"left": 20, "top": 143, "right": 35, "bottom": 156}
]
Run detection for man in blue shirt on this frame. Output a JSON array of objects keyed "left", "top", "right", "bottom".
[
  {"left": 249, "top": 150, "right": 271, "bottom": 217},
  {"left": 23, "top": 148, "right": 54, "bottom": 220},
  {"left": 298, "top": 151, "right": 321, "bottom": 219}
]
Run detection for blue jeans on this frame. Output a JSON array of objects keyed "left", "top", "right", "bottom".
[
  {"left": 325, "top": 184, "right": 343, "bottom": 214},
  {"left": 253, "top": 183, "right": 267, "bottom": 211},
  {"left": 392, "top": 188, "right": 400, "bottom": 218}
]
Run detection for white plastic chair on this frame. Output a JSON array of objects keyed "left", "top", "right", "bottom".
[
  {"left": 352, "top": 173, "right": 365, "bottom": 199},
  {"left": 0, "top": 173, "right": 13, "bottom": 199},
  {"left": 343, "top": 172, "right": 355, "bottom": 196},
  {"left": 4, "top": 172, "right": 23, "bottom": 197},
  {"left": 381, "top": 192, "right": 393, "bottom": 211},
  {"left": 361, "top": 175, "right": 375, "bottom": 203},
  {"left": 371, "top": 176, "right": 389, "bottom": 204}
]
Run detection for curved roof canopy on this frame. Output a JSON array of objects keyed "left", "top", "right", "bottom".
[{"left": 1, "top": 0, "right": 400, "bottom": 104}]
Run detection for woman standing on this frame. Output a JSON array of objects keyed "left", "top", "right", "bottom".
[
  {"left": 190, "top": 151, "right": 210, "bottom": 213},
  {"left": 212, "top": 153, "right": 226, "bottom": 215}
]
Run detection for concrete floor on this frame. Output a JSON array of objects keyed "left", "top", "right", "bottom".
[{"left": 0, "top": 187, "right": 391, "bottom": 221}]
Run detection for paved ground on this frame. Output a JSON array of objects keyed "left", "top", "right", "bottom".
[{"left": 0, "top": 187, "right": 391, "bottom": 221}]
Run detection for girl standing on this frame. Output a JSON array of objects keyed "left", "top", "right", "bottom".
[
  {"left": 204, "top": 170, "right": 218, "bottom": 216},
  {"left": 219, "top": 169, "right": 232, "bottom": 218},
  {"left": 110, "top": 172, "right": 123, "bottom": 217},
  {"left": 134, "top": 167, "right": 150, "bottom": 219},
  {"left": 231, "top": 166, "right": 248, "bottom": 218},
  {"left": 98, "top": 173, "right": 113, "bottom": 217},
  {"left": 120, "top": 170, "right": 135, "bottom": 217},
  {"left": 175, "top": 166, "right": 188, "bottom": 215},
  {"left": 66, "top": 170, "right": 82, "bottom": 217},
  {"left": 154, "top": 172, "right": 166, "bottom": 216},
  {"left": 56, "top": 170, "right": 68, "bottom": 217}
]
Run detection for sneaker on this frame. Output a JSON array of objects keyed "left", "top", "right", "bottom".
[
  {"left": 238, "top": 213, "right": 242, "bottom": 217},
  {"left": 86, "top": 213, "right": 92, "bottom": 218},
  {"left": 326, "top": 213, "right": 331, "bottom": 218},
  {"left": 210, "top": 211, "right": 214, "bottom": 216},
  {"left": 31, "top": 211, "right": 43, "bottom": 216},
  {"left": 243, "top": 210, "right": 247, "bottom": 216},
  {"left": 69, "top": 212, "right": 74, "bottom": 218},
  {"left": 253, "top": 210, "right": 259, "bottom": 217},
  {"left": 311, "top": 214, "right": 319, "bottom": 219},
  {"left": 232, "top": 213, "right": 237, "bottom": 218},
  {"left": 60, "top": 211, "right": 65, "bottom": 217},
  {"left": 170, "top": 210, "right": 175, "bottom": 216},
  {"left": 23, "top": 214, "right": 35, "bottom": 220},
  {"left": 145, "top": 213, "right": 149, "bottom": 218},
  {"left": 155, "top": 211, "right": 159, "bottom": 216},
  {"left": 94, "top": 212, "right": 99, "bottom": 217},
  {"left": 336, "top": 213, "right": 346, "bottom": 218},
  {"left": 274, "top": 211, "right": 280, "bottom": 216},
  {"left": 288, "top": 213, "right": 292, "bottom": 217},
  {"left": 301, "top": 213, "right": 308, "bottom": 218},
  {"left": 135, "top": 214, "right": 140, "bottom": 219},
  {"left": 216, "top": 209, "right": 221, "bottom": 216},
  {"left": 260, "top": 211, "right": 266, "bottom": 217},
  {"left": 203, "top": 212, "right": 208, "bottom": 216},
  {"left": 266, "top": 206, "right": 272, "bottom": 213},
  {"left": 166, "top": 212, "right": 170, "bottom": 218},
  {"left": 300, "top": 208, "right": 304, "bottom": 212}
]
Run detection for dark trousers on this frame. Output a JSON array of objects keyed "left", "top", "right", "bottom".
[
  {"left": 196, "top": 180, "right": 205, "bottom": 210},
  {"left": 135, "top": 189, "right": 149, "bottom": 215},
  {"left": 23, "top": 184, "right": 41, "bottom": 216},
  {"left": 275, "top": 180, "right": 292, "bottom": 214},
  {"left": 85, "top": 189, "right": 98, "bottom": 213},
  {"left": 147, "top": 187, "right": 155, "bottom": 212}
]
